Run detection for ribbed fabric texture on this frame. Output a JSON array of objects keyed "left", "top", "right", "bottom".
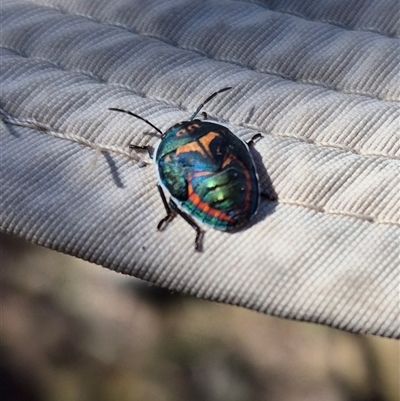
[{"left": 1, "top": 0, "right": 399, "bottom": 337}]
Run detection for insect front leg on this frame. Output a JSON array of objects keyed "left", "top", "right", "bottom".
[
  {"left": 156, "top": 184, "right": 176, "bottom": 230},
  {"left": 168, "top": 199, "right": 204, "bottom": 252},
  {"left": 247, "top": 133, "right": 263, "bottom": 147},
  {"left": 129, "top": 144, "right": 154, "bottom": 159}
]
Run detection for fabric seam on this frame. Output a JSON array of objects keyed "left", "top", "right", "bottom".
[
  {"left": 2, "top": 116, "right": 399, "bottom": 228},
  {"left": 10, "top": 1, "right": 400, "bottom": 103},
  {"left": 2, "top": 46, "right": 399, "bottom": 162}
]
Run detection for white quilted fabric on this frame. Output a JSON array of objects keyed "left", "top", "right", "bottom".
[{"left": 1, "top": 0, "right": 399, "bottom": 337}]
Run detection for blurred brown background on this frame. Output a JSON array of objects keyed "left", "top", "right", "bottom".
[{"left": 1, "top": 232, "right": 399, "bottom": 401}]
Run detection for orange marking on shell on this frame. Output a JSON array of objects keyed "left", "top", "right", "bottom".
[
  {"left": 187, "top": 123, "right": 200, "bottom": 131},
  {"left": 176, "top": 141, "right": 207, "bottom": 157},
  {"left": 221, "top": 154, "right": 236, "bottom": 168},
  {"left": 175, "top": 127, "right": 186, "bottom": 137},
  {"left": 192, "top": 170, "right": 213, "bottom": 178},
  {"left": 176, "top": 124, "right": 200, "bottom": 137},
  {"left": 176, "top": 131, "right": 220, "bottom": 158},
  {"left": 199, "top": 131, "right": 219, "bottom": 148}
]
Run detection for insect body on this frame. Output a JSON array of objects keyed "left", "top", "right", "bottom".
[
  {"left": 110, "top": 88, "right": 260, "bottom": 251},
  {"left": 156, "top": 120, "right": 259, "bottom": 231}
]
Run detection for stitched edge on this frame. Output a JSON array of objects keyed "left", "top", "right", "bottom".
[
  {"left": 9, "top": 1, "right": 400, "bottom": 103},
  {"left": 2, "top": 46, "right": 399, "bottom": 162},
  {"left": 0, "top": 110, "right": 141, "bottom": 162},
  {"left": 2, "top": 114, "right": 399, "bottom": 228}
]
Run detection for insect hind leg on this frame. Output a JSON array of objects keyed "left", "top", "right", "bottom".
[
  {"left": 169, "top": 199, "right": 204, "bottom": 252},
  {"left": 156, "top": 184, "right": 176, "bottom": 230}
]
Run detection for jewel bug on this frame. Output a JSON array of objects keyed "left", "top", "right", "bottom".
[{"left": 110, "top": 88, "right": 261, "bottom": 251}]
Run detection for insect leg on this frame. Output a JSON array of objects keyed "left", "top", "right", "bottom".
[
  {"left": 261, "top": 191, "right": 278, "bottom": 202},
  {"left": 156, "top": 184, "right": 176, "bottom": 230},
  {"left": 247, "top": 133, "right": 263, "bottom": 147},
  {"left": 168, "top": 199, "right": 204, "bottom": 252},
  {"left": 129, "top": 144, "right": 154, "bottom": 159}
]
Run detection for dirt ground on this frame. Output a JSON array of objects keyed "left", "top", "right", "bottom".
[{"left": 1, "top": 233, "right": 399, "bottom": 401}]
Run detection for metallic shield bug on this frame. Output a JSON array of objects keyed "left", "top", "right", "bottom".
[{"left": 110, "top": 88, "right": 261, "bottom": 251}]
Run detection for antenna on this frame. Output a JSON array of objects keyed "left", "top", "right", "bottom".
[
  {"left": 109, "top": 108, "right": 163, "bottom": 136},
  {"left": 189, "top": 87, "right": 232, "bottom": 121}
]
